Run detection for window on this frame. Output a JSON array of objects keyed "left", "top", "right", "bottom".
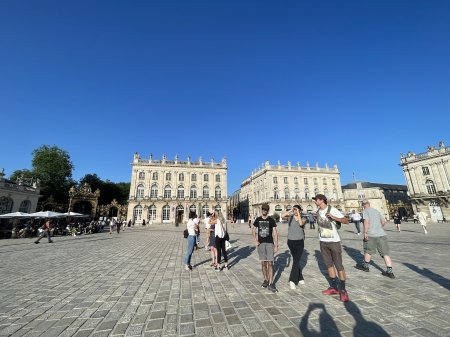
[
  {"left": 323, "top": 178, "right": 327, "bottom": 185},
  {"left": 304, "top": 178, "right": 308, "bottom": 185},
  {"left": 215, "top": 186, "right": 222, "bottom": 199},
  {"left": 286, "top": 205, "right": 292, "bottom": 211},
  {"left": 0, "top": 197, "right": 13, "bottom": 214},
  {"left": 136, "top": 184, "right": 145, "bottom": 199},
  {"left": 204, "top": 174, "right": 209, "bottom": 182},
  {"left": 332, "top": 178, "right": 336, "bottom": 186},
  {"left": 190, "top": 185, "right": 197, "bottom": 199},
  {"left": 162, "top": 205, "right": 170, "bottom": 221},
  {"left": 275, "top": 205, "right": 283, "bottom": 212},
  {"left": 19, "top": 200, "right": 31, "bottom": 213},
  {"left": 295, "top": 187, "right": 300, "bottom": 200},
  {"left": 333, "top": 189, "right": 338, "bottom": 201},
  {"left": 284, "top": 177, "right": 288, "bottom": 184},
  {"left": 284, "top": 187, "right": 290, "bottom": 200},
  {"left": 203, "top": 185, "right": 209, "bottom": 198},
  {"left": 191, "top": 174, "right": 197, "bottom": 181},
  {"left": 202, "top": 205, "right": 209, "bottom": 218},
  {"left": 305, "top": 188, "right": 310, "bottom": 200},
  {"left": 150, "top": 184, "right": 158, "bottom": 198},
  {"left": 324, "top": 188, "right": 329, "bottom": 197},
  {"left": 314, "top": 188, "right": 319, "bottom": 195},
  {"left": 133, "top": 205, "right": 142, "bottom": 221},
  {"left": 426, "top": 180, "right": 436, "bottom": 194},
  {"left": 274, "top": 188, "right": 279, "bottom": 200},
  {"left": 216, "top": 174, "right": 220, "bottom": 182},
  {"left": 215, "top": 205, "right": 221, "bottom": 213},
  {"left": 273, "top": 177, "right": 278, "bottom": 184},
  {"left": 294, "top": 177, "right": 298, "bottom": 184},
  {"left": 164, "top": 185, "right": 171, "bottom": 198},
  {"left": 313, "top": 178, "right": 318, "bottom": 185},
  {"left": 422, "top": 167, "right": 430, "bottom": 175},
  {"left": 152, "top": 172, "right": 158, "bottom": 180},
  {"left": 138, "top": 172, "right": 145, "bottom": 180},
  {"left": 179, "top": 173, "right": 184, "bottom": 181},
  {"left": 148, "top": 205, "right": 156, "bottom": 220},
  {"left": 190, "top": 205, "right": 196, "bottom": 213},
  {"left": 177, "top": 185, "right": 184, "bottom": 198},
  {"left": 166, "top": 173, "right": 171, "bottom": 181}
]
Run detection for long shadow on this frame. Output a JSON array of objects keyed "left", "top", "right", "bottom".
[
  {"left": 314, "top": 250, "right": 329, "bottom": 282},
  {"left": 404, "top": 263, "right": 450, "bottom": 291},
  {"left": 227, "top": 245, "right": 255, "bottom": 268},
  {"left": 342, "top": 245, "right": 384, "bottom": 272},
  {"left": 299, "top": 303, "right": 342, "bottom": 337},
  {"left": 273, "top": 250, "right": 290, "bottom": 284},
  {"left": 300, "top": 249, "right": 309, "bottom": 272},
  {"left": 344, "top": 301, "right": 390, "bottom": 337}
]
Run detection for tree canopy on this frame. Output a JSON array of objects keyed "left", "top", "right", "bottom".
[{"left": 79, "top": 174, "right": 130, "bottom": 205}]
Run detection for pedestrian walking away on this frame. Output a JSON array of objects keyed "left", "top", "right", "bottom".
[
  {"left": 281, "top": 205, "right": 307, "bottom": 290},
  {"left": 354, "top": 200, "right": 395, "bottom": 279},
  {"left": 208, "top": 213, "right": 218, "bottom": 269},
  {"left": 253, "top": 203, "right": 279, "bottom": 293},
  {"left": 350, "top": 210, "right": 362, "bottom": 235},
  {"left": 416, "top": 208, "right": 429, "bottom": 234},
  {"left": 248, "top": 214, "right": 252, "bottom": 229},
  {"left": 393, "top": 212, "right": 401, "bottom": 232},
  {"left": 215, "top": 212, "right": 229, "bottom": 270},
  {"left": 183, "top": 211, "right": 199, "bottom": 271},
  {"left": 313, "top": 194, "right": 350, "bottom": 302},
  {"left": 34, "top": 219, "right": 53, "bottom": 244},
  {"left": 308, "top": 213, "right": 315, "bottom": 229}
]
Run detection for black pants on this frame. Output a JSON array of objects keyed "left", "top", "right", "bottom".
[
  {"left": 287, "top": 239, "right": 305, "bottom": 284},
  {"left": 216, "top": 236, "right": 228, "bottom": 264}
]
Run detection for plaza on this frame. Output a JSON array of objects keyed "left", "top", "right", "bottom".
[{"left": 1, "top": 221, "right": 449, "bottom": 337}]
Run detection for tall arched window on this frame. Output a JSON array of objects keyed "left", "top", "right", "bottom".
[
  {"left": 426, "top": 180, "right": 437, "bottom": 194},
  {"left": 215, "top": 186, "right": 222, "bottom": 199},
  {"left": 274, "top": 188, "right": 279, "bottom": 200},
  {"left": 204, "top": 174, "right": 209, "bottom": 182},
  {"left": 148, "top": 205, "right": 156, "bottom": 220},
  {"left": 190, "top": 185, "right": 197, "bottom": 199},
  {"left": 136, "top": 184, "right": 145, "bottom": 199},
  {"left": 162, "top": 205, "right": 170, "bottom": 221},
  {"left": 166, "top": 173, "right": 171, "bottom": 181},
  {"left": 295, "top": 188, "right": 300, "bottom": 200},
  {"left": 138, "top": 172, "right": 145, "bottom": 180},
  {"left": 215, "top": 205, "right": 221, "bottom": 213},
  {"left": 179, "top": 173, "right": 184, "bottom": 181},
  {"left": 314, "top": 188, "right": 319, "bottom": 195},
  {"left": 305, "top": 188, "right": 310, "bottom": 200},
  {"left": 216, "top": 174, "right": 221, "bottom": 182},
  {"left": 202, "top": 205, "right": 209, "bottom": 218},
  {"left": 275, "top": 205, "right": 283, "bottom": 212},
  {"left": 324, "top": 188, "right": 329, "bottom": 198},
  {"left": 177, "top": 185, "right": 184, "bottom": 198},
  {"left": 333, "top": 189, "right": 338, "bottom": 201},
  {"left": 203, "top": 185, "right": 209, "bottom": 198},
  {"left": 323, "top": 178, "right": 327, "bottom": 185},
  {"left": 191, "top": 173, "right": 197, "bottom": 182},
  {"left": 133, "top": 205, "right": 142, "bottom": 221},
  {"left": 150, "top": 184, "right": 158, "bottom": 198},
  {"left": 284, "top": 187, "right": 290, "bottom": 200},
  {"left": 189, "top": 205, "right": 196, "bottom": 213},
  {"left": 152, "top": 172, "right": 158, "bottom": 180},
  {"left": 19, "top": 200, "right": 31, "bottom": 213},
  {"left": 164, "top": 185, "right": 172, "bottom": 198},
  {"left": 0, "top": 197, "right": 13, "bottom": 214},
  {"left": 286, "top": 205, "right": 292, "bottom": 211}
]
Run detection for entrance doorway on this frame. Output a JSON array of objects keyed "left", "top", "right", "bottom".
[{"left": 176, "top": 205, "right": 184, "bottom": 226}]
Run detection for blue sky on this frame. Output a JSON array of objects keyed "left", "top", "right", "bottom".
[{"left": 1, "top": 1, "right": 449, "bottom": 193}]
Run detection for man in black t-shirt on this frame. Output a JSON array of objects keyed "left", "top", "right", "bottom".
[{"left": 252, "top": 203, "right": 279, "bottom": 293}]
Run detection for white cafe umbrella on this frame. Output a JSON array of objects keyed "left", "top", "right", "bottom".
[
  {"left": 29, "top": 211, "right": 66, "bottom": 218},
  {"left": 0, "top": 212, "right": 32, "bottom": 219},
  {"left": 63, "top": 212, "right": 89, "bottom": 217}
]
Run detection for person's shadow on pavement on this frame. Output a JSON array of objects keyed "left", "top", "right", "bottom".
[
  {"left": 344, "top": 301, "right": 390, "bottom": 337},
  {"left": 342, "top": 245, "right": 384, "bottom": 272},
  {"left": 404, "top": 262, "right": 450, "bottom": 291},
  {"left": 227, "top": 245, "right": 255, "bottom": 269},
  {"left": 273, "top": 250, "right": 290, "bottom": 284},
  {"left": 299, "top": 302, "right": 342, "bottom": 337}
]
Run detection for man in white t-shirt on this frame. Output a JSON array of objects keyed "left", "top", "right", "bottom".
[
  {"left": 416, "top": 208, "right": 429, "bottom": 234},
  {"left": 204, "top": 212, "right": 211, "bottom": 250},
  {"left": 313, "top": 194, "right": 350, "bottom": 302},
  {"left": 350, "top": 210, "right": 362, "bottom": 235}
]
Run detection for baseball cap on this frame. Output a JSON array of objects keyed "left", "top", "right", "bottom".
[{"left": 312, "top": 194, "right": 327, "bottom": 201}]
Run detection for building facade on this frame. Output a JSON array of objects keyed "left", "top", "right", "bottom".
[
  {"left": 0, "top": 169, "right": 41, "bottom": 214},
  {"left": 238, "top": 161, "right": 345, "bottom": 219},
  {"left": 400, "top": 141, "right": 450, "bottom": 221},
  {"left": 127, "top": 153, "right": 228, "bottom": 225},
  {"left": 342, "top": 182, "right": 412, "bottom": 219}
]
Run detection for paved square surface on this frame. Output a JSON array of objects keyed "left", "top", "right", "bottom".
[{"left": 0, "top": 221, "right": 449, "bottom": 337}]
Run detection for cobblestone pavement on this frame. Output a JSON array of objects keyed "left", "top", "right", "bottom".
[{"left": 0, "top": 220, "right": 449, "bottom": 337}]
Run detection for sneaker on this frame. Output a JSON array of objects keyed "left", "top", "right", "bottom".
[
  {"left": 354, "top": 263, "right": 369, "bottom": 272},
  {"left": 424, "top": 229, "right": 428, "bottom": 234},
  {"left": 34, "top": 241, "right": 39, "bottom": 244},
  {"left": 299, "top": 280, "right": 305, "bottom": 285},
  {"left": 340, "top": 290, "right": 349, "bottom": 302},
  {"left": 322, "top": 287, "right": 339, "bottom": 295},
  {"left": 261, "top": 280, "right": 269, "bottom": 288},
  {"left": 214, "top": 266, "right": 220, "bottom": 272},
  {"left": 49, "top": 241, "right": 53, "bottom": 243},
  {"left": 357, "top": 232, "right": 361, "bottom": 235},
  {"left": 289, "top": 281, "right": 296, "bottom": 290},
  {"left": 267, "top": 283, "right": 278, "bottom": 293},
  {"left": 381, "top": 271, "right": 395, "bottom": 279}
]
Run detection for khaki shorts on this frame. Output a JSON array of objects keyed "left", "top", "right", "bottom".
[
  {"left": 320, "top": 241, "right": 344, "bottom": 271},
  {"left": 257, "top": 242, "right": 274, "bottom": 261},
  {"left": 364, "top": 236, "right": 390, "bottom": 257}
]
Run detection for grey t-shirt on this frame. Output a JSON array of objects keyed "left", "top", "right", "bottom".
[
  {"left": 287, "top": 216, "right": 305, "bottom": 240},
  {"left": 362, "top": 207, "right": 386, "bottom": 237}
]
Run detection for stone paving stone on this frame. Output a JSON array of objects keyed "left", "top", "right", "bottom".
[{"left": 145, "top": 319, "right": 164, "bottom": 331}]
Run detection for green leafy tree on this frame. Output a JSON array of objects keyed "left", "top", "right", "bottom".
[
  {"left": 32, "top": 145, "right": 74, "bottom": 202},
  {"left": 9, "top": 169, "right": 34, "bottom": 183},
  {"left": 78, "top": 174, "right": 130, "bottom": 205}
]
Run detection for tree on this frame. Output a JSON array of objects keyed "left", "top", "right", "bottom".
[
  {"left": 78, "top": 174, "right": 130, "bottom": 205},
  {"left": 31, "top": 145, "right": 74, "bottom": 202},
  {"left": 9, "top": 169, "right": 34, "bottom": 183}
]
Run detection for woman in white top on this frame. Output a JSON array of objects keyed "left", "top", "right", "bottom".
[
  {"left": 183, "top": 211, "right": 199, "bottom": 271},
  {"left": 215, "top": 211, "right": 229, "bottom": 270}
]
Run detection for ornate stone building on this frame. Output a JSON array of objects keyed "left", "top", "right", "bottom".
[
  {"left": 342, "top": 182, "right": 412, "bottom": 219},
  {"left": 400, "top": 141, "right": 450, "bottom": 221},
  {"left": 0, "top": 169, "right": 41, "bottom": 214},
  {"left": 238, "top": 161, "right": 344, "bottom": 219},
  {"left": 127, "top": 153, "right": 228, "bottom": 225}
]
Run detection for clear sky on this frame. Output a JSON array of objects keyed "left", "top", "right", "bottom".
[{"left": 1, "top": 1, "right": 449, "bottom": 193}]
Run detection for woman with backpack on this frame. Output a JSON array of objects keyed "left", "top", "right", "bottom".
[{"left": 281, "top": 205, "right": 307, "bottom": 289}]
